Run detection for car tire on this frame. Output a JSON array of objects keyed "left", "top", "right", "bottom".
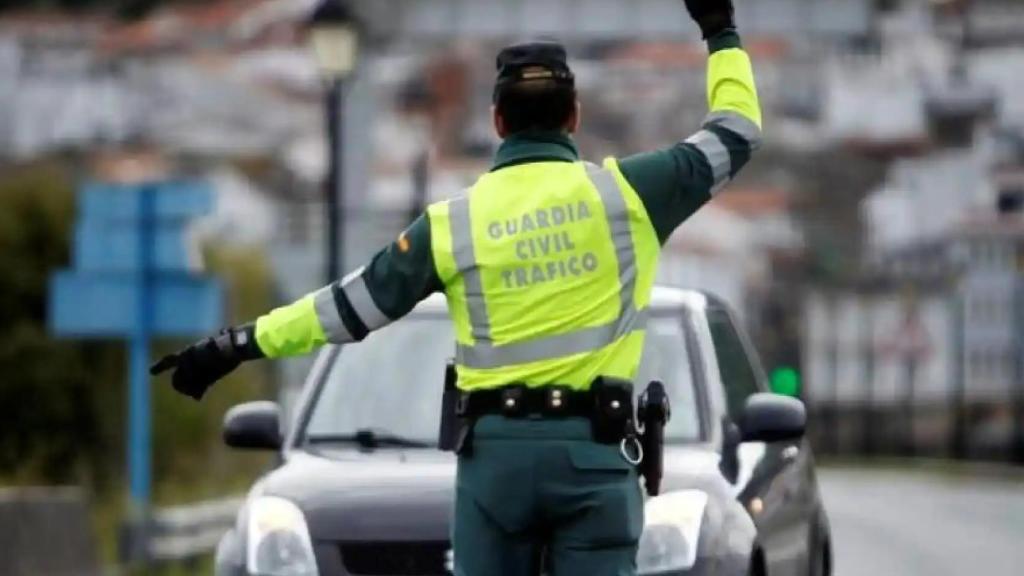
[
  {"left": 810, "top": 539, "right": 831, "bottom": 576},
  {"left": 808, "top": 510, "right": 832, "bottom": 576},
  {"left": 749, "top": 548, "right": 767, "bottom": 576}
]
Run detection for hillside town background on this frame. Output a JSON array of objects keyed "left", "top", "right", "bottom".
[{"left": 1, "top": 0, "right": 1023, "bottom": 569}]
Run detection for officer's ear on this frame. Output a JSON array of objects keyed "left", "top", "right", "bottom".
[
  {"left": 566, "top": 100, "right": 581, "bottom": 134},
  {"left": 492, "top": 105, "right": 509, "bottom": 139}
]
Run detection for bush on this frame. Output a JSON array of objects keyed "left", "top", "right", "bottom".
[{"left": 0, "top": 159, "right": 275, "bottom": 567}]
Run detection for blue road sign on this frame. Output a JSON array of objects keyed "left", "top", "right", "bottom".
[
  {"left": 49, "top": 272, "right": 223, "bottom": 337},
  {"left": 80, "top": 181, "right": 214, "bottom": 223},
  {"left": 74, "top": 223, "right": 194, "bottom": 273},
  {"left": 49, "top": 181, "right": 221, "bottom": 529}
]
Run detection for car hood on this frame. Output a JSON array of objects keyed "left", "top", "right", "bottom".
[
  {"left": 260, "top": 449, "right": 457, "bottom": 541},
  {"left": 260, "top": 444, "right": 735, "bottom": 541}
]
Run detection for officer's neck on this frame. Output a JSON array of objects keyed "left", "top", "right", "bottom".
[{"left": 492, "top": 130, "right": 579, "bottom": 172}]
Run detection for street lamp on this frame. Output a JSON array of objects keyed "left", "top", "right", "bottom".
[{"left": 308, "top": 0, "right": 359, "bottom": 283}]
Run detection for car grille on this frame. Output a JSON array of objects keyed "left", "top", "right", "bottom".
[{"left": 339, "top": 541, "right": 451, "bottom": 575}]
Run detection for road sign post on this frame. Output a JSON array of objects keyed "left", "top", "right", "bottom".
[
  {"left": 128, "top": 184, "right": 155, "bottom": 517},
  {"left": 48, "top": 180, "right": 223, "bottom": 563}
]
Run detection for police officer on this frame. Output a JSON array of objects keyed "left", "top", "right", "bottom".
[{"left": 152, "top": 1, "right": 760, "bottom": 574}]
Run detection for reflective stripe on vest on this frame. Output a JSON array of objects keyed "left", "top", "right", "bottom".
[{"left": 450, "top": 163, "right": 645, "bottom": 370}]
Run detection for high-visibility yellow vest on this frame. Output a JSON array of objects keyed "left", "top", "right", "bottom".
[{"left": 427, "top": 158, "right": 660, "bottom": 392}]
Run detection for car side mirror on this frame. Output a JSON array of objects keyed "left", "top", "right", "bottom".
[
  {"left": 223, "top": 401, "right": 282, "bottom": 450},
  {"left": 739, "top": 393, "right": 806, "bottom": 443}
]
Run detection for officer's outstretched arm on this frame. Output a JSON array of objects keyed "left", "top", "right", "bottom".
[
  {"left": 256, "top": 214, "right": 439, "bottom": 357},
  {"left": 152, "top": 215, "right": 441, "bottom": 400},
  {"left": 618, "top": 0, "right": 762, "bottom": 244}
]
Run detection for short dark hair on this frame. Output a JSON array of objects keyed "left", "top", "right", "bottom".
[{"left": 495, "top": 79, "right": 578, "bottom": 134}]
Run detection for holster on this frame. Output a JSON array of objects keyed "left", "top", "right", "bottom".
[
  {"left": 638, "top": 380, "right": 671, "bottom": 496},
  {"left": 438, "top": 361, "right": 474, "bottom": 455}
]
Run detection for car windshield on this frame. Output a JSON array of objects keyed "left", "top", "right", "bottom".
[{"left": 303, "top": 310, "right": 703, "bottom": 446}]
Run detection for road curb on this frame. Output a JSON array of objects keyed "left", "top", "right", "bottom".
[{"left": 820, "top": 457, "right": 1024, "bottom": 484}]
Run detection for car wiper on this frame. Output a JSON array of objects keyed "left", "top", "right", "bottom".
[{"left": 305, "top": 429, "right": 431, "bottom": 449}]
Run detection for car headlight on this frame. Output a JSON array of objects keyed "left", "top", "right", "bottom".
[
  {"left": 246, "top": 496, "right": 319, "bottom": 576},
  {"left": 637, "top": 490, "right": 708, "bottom": 575}
]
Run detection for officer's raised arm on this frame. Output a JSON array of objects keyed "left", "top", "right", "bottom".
[
  {"left": 687, "top": 0, "right": 762, "bottom": 191},
  {"left": 618, "top": 0, "right": 762, "bottom": 244},
  {"left": 151, "top": 214, "right": 441, "bottom": 400}
]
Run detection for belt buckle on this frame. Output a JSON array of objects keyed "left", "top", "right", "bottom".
[
  {"left": 546, "top": 386, "right": 572, "bottom": 417},
  {"left": 500, "top": 385, "right": 527, "bottom": 417}
]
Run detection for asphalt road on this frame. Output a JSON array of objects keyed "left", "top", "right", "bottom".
[{"left": 818, "top": 466, "right": 1024, "bottom": 575}]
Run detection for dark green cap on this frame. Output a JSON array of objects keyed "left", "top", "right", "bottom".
[{"left": 493, "top": 40, "right": 575, "bottom": 103}]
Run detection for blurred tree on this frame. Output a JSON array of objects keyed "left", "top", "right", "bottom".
[
  {"left": 794, "top": 148, "right": 887, "bottom": 282},
  {"left": 732, "top": 145, "right": 887, "bottom": 385},
  {"left": 743, "top": 146, "right": 888, "bottom": 284},
  {"left": 0, "top": 158, "right": 273, "bottom": 505},
  {"left": 0, "top": 159, "right": 124, "bottom": 489}
]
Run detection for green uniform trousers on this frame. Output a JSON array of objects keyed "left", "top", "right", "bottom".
[{"left": 453, "top": 415, "right": 644, "bottom": 576}]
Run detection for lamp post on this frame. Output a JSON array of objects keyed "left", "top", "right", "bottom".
[{"left": 308, "top": 0, "right": 359, "bottom": 283}]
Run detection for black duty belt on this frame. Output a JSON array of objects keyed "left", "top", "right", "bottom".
[
  {"left": 443, "top": 376, "right": 668, "bottom": 496},
  {"left": 451, "top": 378, "right": 637, "bottom": 452},
  {"left": 456, "top": 385, "right": 595, "bottom": 419}
]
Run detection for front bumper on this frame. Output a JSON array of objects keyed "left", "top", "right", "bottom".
[{"left": 218, "top": 534, "right": 742, "bottom": 576}]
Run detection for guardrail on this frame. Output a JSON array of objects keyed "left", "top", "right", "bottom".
[
  {"left": 123, "top": 496, "right": 244, "bottom": 566},
  {"left": 0, "top": 488, "right": 99, "bottom": 576},
  {"left": 150, "top": 496, "right": 244, "bottom": 562}
]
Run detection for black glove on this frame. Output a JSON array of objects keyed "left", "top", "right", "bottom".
[
  {"left": 150, "top": 324, "right": 262, "bottom": 400},
  {"left": 683, "top": 0, "right": 736, "bottom": 39}
]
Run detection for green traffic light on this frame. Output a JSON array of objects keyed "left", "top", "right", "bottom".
[{"left": 770, "top": 367, "right": 801, "bottom": 398}]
